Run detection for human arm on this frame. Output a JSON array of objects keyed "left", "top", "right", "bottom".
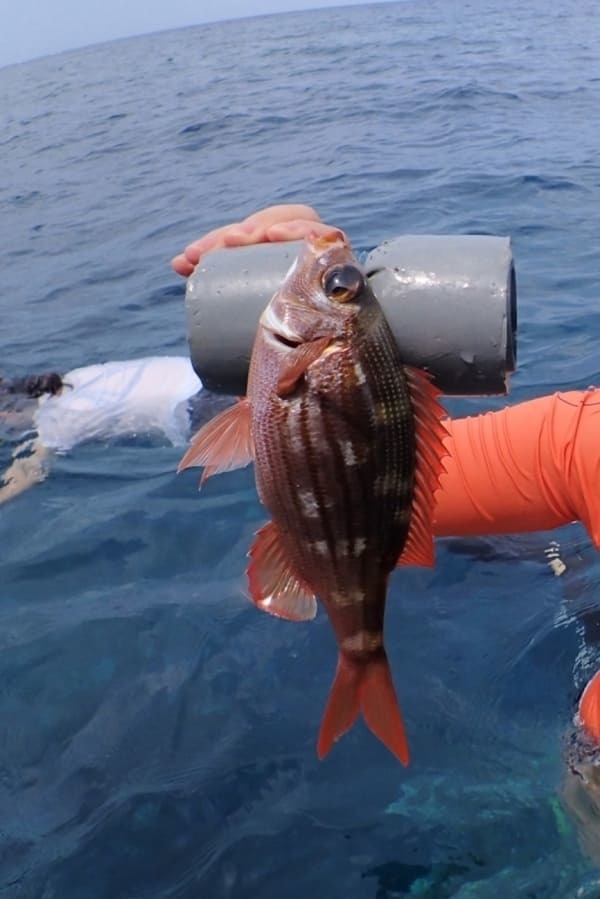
[
  {"left": 434, "top": 391, "right": 600, "bottom": 550},
  {"left": 0, "top": 439, "right": 49, "bottom": 505}
]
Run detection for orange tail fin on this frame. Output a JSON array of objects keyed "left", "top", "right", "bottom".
[
  {"left": 317, "top": 652, "right": 410, "bottom": 766},
  {"left": 580, "top": 671, "right": 600, "bottom": 744}
]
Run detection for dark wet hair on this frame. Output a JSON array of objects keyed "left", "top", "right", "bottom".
[
  {"left": 187, "top": 389, "right": 233, "bottom": 433},
  {"left": 0, "top": 371, "right": 64, "bottom": 398}
]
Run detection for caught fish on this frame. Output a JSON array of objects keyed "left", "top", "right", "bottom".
[{"left": 179, "top": 229, "right": 447, "bottom": 764}]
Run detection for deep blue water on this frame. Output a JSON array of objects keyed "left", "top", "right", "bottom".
[{"left": 2, "top": 1, "right": 600, "bottom": 895}]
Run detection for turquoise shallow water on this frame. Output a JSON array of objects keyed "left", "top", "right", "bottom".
[{"left": 2, "top": 1, "right": 600, "bottom": 895}]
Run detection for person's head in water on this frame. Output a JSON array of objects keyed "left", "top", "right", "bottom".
[{"left": 0, "top": 371, "right": 64, "bottom": 399}]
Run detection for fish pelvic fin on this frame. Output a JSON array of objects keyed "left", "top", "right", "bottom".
[
  {"left": 580, "top": 671, "right": 600, "bottom": 744},
  {"left": 177, "top": 397, "right": 254, "bottom": 486},
  {"left": 317, "top": 651, "right": 410, "bottom": 766},
  {"left": 397, "top": 367, "right": 449, "bottom": 568},
  {"left": 247, "top": 520, "right": 317, "bottom": 621}
]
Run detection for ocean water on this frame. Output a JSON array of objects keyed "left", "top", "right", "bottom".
[{"left": 1, "top": 1, "right": 600, "bottom": 895}]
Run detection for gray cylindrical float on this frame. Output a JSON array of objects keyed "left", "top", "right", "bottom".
[{"left": 185, "top": 235, "right": 517, "bottom": 396}]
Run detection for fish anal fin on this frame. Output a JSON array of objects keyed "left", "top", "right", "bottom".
[
  {"left": 580, "top": 671, "right": 600, "bottom": 743},
  {"left": 178, "top": 397, "right": 253, "bottom": 485},
  {"left": 397, "top": 367, "right": 449, "bottom": 568},
  {"left": 317, "top": 651, "right": 410, "bottom": 766},
  {"left": 317, "top": 653, "right": 361, "bottom": 759},
  {"left": 276, "top": 336, "right": 333, "bottom": 397},
  {"left": 247, "top": 521, "right": 317, "bottom": 621}
]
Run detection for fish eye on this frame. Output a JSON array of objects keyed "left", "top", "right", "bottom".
[{"left": 322, "top": 264, "right": 365, "bottom": 303}]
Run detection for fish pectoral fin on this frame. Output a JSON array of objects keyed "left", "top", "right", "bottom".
[
  {"left": 580, "top": 671, "right": 600, "bottom": 743},
  {"left": 397, "top": 366, "right": 449, "bottom": 568},
  {"left": 177, "top": 397, "right": 254, "bottom": 486},
  {"left": 247, "top": 520, "right": 317, "bottom": 621},
  {"left": 276, "top": 335, "right": 333, "bottom": 397},
  {"left": 317, "top": 652, "right": 410, "bottom": 766}
]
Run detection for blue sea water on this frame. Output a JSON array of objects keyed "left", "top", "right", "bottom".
[{"left": 2, "top": 0, "right": 600, "bottom": 895}]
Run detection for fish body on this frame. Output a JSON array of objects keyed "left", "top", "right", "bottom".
[{"left": 179, "top": 230, "right": 447, "bottom": 764}]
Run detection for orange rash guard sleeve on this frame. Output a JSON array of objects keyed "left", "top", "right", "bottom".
[{"left": 432, "top": 389, "right": 600, "bottom": 549}]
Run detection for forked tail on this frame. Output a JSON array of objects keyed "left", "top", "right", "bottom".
[{"left": 317, "top": 651, "right": 410, "bottom": 765}]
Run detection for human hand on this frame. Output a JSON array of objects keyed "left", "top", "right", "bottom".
[{"left": 171, "top": 204, "right": 342, "bottom": 276}]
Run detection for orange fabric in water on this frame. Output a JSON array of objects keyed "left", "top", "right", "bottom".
[
  {"left": 432, "top": 389, "right": 600, "bottom": 549},
  {"left": 579, "top": 670, "right": 600, "bottom": 743}
]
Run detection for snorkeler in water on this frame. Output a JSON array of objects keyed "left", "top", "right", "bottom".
[{"left": 0, "top": 356, "right": 234, "bottom": 505}]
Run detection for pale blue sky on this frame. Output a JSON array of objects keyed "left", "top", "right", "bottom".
[{"left": 1, "top": 0, "right": 378, "bottom": 69}]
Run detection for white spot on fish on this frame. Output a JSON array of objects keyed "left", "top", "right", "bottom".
[
  {"left": 374, "top": 472, "right": 397, "bottom": 495},
  {"left": 309, "top": 540, "right": 328, "bottom": 557},
  {"left": 290, "top": 427, "right": 305, "bottom": 455},
  {"left": 341, "top": 630, "right": 383, "bottom": 653},
  {"left": 354, "top": 537, "right": 367, "bottom": 555},
  {"left": 339, "top": 439, "right": 358, "bottom": 466},
  {"left": 298, "top": 490, "right": 320, "bottom": 518},
  {"left": 330, "top": 588, "right": 365, "bottom": 607},
  {"left": 354, "top": 362, "right": 367, "bottom": 384}
]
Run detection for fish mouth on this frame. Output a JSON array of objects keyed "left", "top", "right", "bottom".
[
  {"left": 263, "top": 327, "right": 302, "bottom": 351},
  {"left": 264, "top": 329, "right": 343, "bottom": 360},
  {"left": 272, "top": 332, "right": 302, "bottom": 349},
  {"left": 260, "top": 303, "right": 303, "bottom": 346}
]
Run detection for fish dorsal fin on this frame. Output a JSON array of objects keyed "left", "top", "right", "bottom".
[
  {"left": 276, "top": 336, "right": 332, "bottom": 397},
  {"left": 178, "top": 397, "right": 253, "bottom": 486},
  {"left": 397, "top": 367, "right": 449, "bottom": 568},
  {"left": 580, "top": 670, "right": 600, "bottom": 743},
  {"left": 247, "top": 521, "right": 317, "bottom": 621}
]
